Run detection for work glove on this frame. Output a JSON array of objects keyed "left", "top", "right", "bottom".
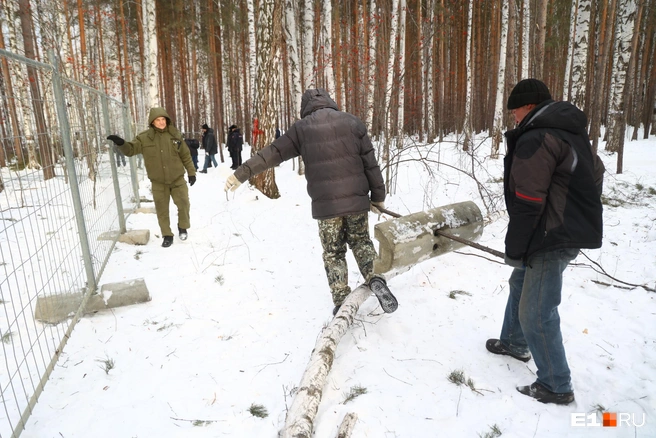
[
  {"left": 224, "top": 174, "right": 241, "bottom": 192},
  {"left": 504, "top": 253, "right": 525, "bottom": 269},
  {"left": 106, "top": 135, "right": 125, "bottom": 146},
  {"left": 188, "top": 175, "right": 196, "bottom": 186},
  {"left": 370, "top": 201, "right": 385, "bottom": 215}
]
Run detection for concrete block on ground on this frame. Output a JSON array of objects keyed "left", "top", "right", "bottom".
[
  {"left": 97, "top": 229, "right": 150, "bottom": 245},
  {"left": 133, "top": 206, "right": 156, "bottom": 214},
  {"left": 35, "top": 279, "right": 151, "bottom": 324}
]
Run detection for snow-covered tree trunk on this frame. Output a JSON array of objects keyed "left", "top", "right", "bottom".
[
  {"left": 321, "top": 0, "right": 335, "bottom": 97},
  {"left": 462, "top": 0, "right": 474, "bottom": 151},
  {"left": 521, "top": 0, "right": 530, "bottom": 78},
  {"left": 302, "top": 0, "right": 314, "bottom": 89},
  {"left": 491, "top": 0, "right": 509, "bottom": 158},
  {"left": 365, "top": 0, "right": 377, "bottom": 130},
  {"left": 281, "top": 285, "right": 372, "bottom": 438},
  {"left": 142, "top": 0, "right": 159, "bottom": 108}
]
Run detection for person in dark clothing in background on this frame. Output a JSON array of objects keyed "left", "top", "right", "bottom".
[
  {"left": 185, "top": 137, "right": 200, "bottom": 170},
  {"left": 115, "top": 148, "right": 127, "bottom": 167},
  {"left": 224, "top": 88, "right": 398, "bottom": 317},
  {"left": 275, "top": 127, "right": 281, "bottom": 139},
  {"left": 226, "top": 125, "right": 243, "bottom": 170},
  {"left": 199, "top": 123, "right": 218, "bottom": 173},
  {"left": 485, "top": 79, "right": 604, "bottom": 405}
]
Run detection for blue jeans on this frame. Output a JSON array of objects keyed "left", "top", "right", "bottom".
[
  {"left": 500, "top": 247, "right": 579, "bottom": 393},
  {"left": 202, "top": 154, "right": 218, "bottom": 170}
]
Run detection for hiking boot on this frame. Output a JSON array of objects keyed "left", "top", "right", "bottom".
[
  {"left": 369, "top": 276, "right": 398, "bottom": 313},
  {"left": 199, "top": 169, "right": 207, "bottom": 173},
  {"left": 162, "top": 236, "right": 173, "bottom": 247},
  {"left": 332, "top": 305, "right": 342, "bottom": 316},
  {"left": 516, "top": 381, "right": 575, "bottom": 405},
  {"left": 485, "top": 339, "right": 531, "bottom": 362},
  {"left": 178, "top": 227, "right": 188, "bottom": 241}
]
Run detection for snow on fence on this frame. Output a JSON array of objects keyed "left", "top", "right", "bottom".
[{"left": 0, "top": 48, "right": 140, "bottom": 438}]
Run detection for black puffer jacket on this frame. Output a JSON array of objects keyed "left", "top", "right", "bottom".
[
  {"left": 234, "top": 88, "right": 385, "bottom": 219},
  {"left": 504, "top": 100, "right": 604, "bottom": 261},
  {"left": 202, "top": 128, "right": 218, "bottom": 154}
]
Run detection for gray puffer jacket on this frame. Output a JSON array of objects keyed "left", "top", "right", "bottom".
[{"left": 234, "top": 88, "right": 385, "bottom": 219}]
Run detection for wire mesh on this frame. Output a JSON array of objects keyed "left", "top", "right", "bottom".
[{"left": 0, "top": 50, "right": 137, "bottom": 437}]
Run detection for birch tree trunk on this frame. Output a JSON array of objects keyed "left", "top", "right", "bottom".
[
  {"left": 521, "top": 0, "right": 530, "bottom": 79},
  {"left": 423, "top": 0, "right": 434, "bottom": 143},
  {"left": 251, "top": 0, "right": 282, "bottom": 199},
  {"left": 321, "top": 0, "right": 335, "bottom": 97},
  {"left": 491, "top": 0, "right": 509, "bottom": 158},
  {"left": 383, "top": 0, "right": 400, "bottom": 159},
  {"left": 364, "top": 0, "right": 377, "bottom": 130},
  {"left": 0, "top": 24, "right": 23, "bottom": 165},
  {"left": 302, "top": 0, "right": 315, "bottom": 89},
  {"left": 462, "top": 0, "right": 474, "bottom": 151},
  {"left": 284, "top": 0, "right": 302, "bottom": 116},
  {"left": 142, "top": 0, "right": 159, "bottom": 109},
  {"left": 396, "top": 0, "right": 406, "bottom": 140},
  {"left": 534, "top": 0, "right": 548, "bottom": 78}
]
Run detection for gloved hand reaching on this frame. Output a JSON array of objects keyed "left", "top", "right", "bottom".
[
  {"left": 224, "top": 174, "right": 241, "bottom": 192},
  {"left": 106, "top": 135, "right": 125, "bottom": 146},
  {"left": 370, "top": 201, "right": 385, "bottom": 215},
  {"left": 188, "top": 175, "right": 196, "bottom": 186}
]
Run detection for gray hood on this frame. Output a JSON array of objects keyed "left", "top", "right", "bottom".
[{"left": 300, "top": 88, "right": 339, "bottom": 118}]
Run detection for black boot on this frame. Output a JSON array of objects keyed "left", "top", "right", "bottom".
[
  {"left": 368, "top": 276, "right": 398, "bottom": 313},
  {"left": 178, "top": 227, "right": 188, "bottom": 241},
  {"left": 516, "top": 381, "right": 575, "bottom": 405},
  {"left": 162, "top": 236, "right": 173, "bottom": 247},
  {"left": 332, "top": 305, "right": 341, "bottom": 316},
  {"left": 485, "top": 339, "right": 531, "bottom": 362}
]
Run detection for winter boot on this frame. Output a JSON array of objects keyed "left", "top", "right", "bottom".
[
  {"left": 485, "top": 339, "right": 531, "bottom": 362},
  {"left": 178, "top": 227, "right": 188, "bottom": 241},
  {"left": 368, "top": 276, "right": 398, "bottom": 313},
  {"left": 162, "top": 236, "right": 174, "bottom": 247},
  {"left": 516, "top": 381, "right": 575, "bottom": 405},
  {"left": 332, "top": 305, "right": 341, "bottom": 316}
]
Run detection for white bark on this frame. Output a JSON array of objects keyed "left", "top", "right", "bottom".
[
  {"left": 563, "top": 0, "right": 579, "bottom": 100},
  {"left": 285, "top": 0, "right": 302, "bottom": 117},
  {"left": 321, "top": 0, "right": 335, "bottom": 96},
  {"left": 609, "top": 0, "right": 636, "bottom": 116},
  {"left": 521, "top": 0, "right": 530, "bottom": 78},
  {"left": 569, "top": 0, "right": 590, "bottom": 106},
  {"left": 247, "top": 0, "right": 257, "bottom": 112},
  {"left": 423, "top": 0, "right": 434, "bottom": 143},
  {"left": 281, "top": 285, "right": 372, "bottom": 438},
  {"left": 463, "top": 0, "right": 474, "bottom": 149},
  {"left": 397, "top": 0, "right": 406, "bottom": 138},
  {"left": 336, "top": 413, "right": 358, "bottom": 438},
  {"left": 384, "top": 0, "right": 400, "bottom": 140},
  {"left": 491, "top": 0, "right": 509, "bottom": 158},
  {"left": 365, "top": 0, "right": 377, "bottom": 130},
  {"left": 142, "top": 0, "right": 159, "bottom": 108},
  {"left": 302, "top": 0, "right": 314, "bottom": 89}
]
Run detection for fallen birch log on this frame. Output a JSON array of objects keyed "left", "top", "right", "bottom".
[
  {"left": 336, "top": 412, "right": 358, "bottom": 438},
  {"left": 281, "top": 285, "right": 371, "bottom": 438}
]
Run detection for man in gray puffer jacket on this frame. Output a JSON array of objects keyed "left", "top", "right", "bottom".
[{"left": 225, "top": 88, "right": 397, "bottom": 316}]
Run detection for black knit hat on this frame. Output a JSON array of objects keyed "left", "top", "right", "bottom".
[
  {"left": 507, "top": 79, "right": 551, "bottom": 110},
  {"left": 202, "top": 123, "right": 209, "bottom": 130},
  {"left": 228, "top": 125, "right": 237, "bottom": 130}
]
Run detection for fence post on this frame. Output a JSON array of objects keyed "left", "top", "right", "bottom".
[
  {"left": 123, "top": 105, "right": 140, "bottom": 207},
  {"left": 47, "top": 50, "right": 96, "bottom": 292},
  {"left": 101, "top": 95, "right": 126, "bottom": 233}
]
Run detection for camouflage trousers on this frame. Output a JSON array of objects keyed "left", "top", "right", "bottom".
[{"left": 317, "top": 212, "right": 377, "bottom": 306}]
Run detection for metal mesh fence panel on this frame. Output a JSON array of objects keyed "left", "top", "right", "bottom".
[{"left": 0, "top": 49, "right": 138, "bottom": 437}]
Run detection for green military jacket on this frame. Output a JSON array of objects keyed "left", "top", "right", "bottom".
[{"left": 119, "top": 107, "right": 196, "bottom": 184}]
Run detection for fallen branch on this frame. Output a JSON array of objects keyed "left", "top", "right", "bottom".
[
  {"left": 336, "top": 412, "right": 358, "bottom": 438},
  {"left": 281, "top": 285, "right": 371, "bottom": 438}
]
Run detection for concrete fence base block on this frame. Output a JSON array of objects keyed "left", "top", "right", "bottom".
[
  {"left": 133, "top": 206, "right": 156, "bottom": 214},
  {"left": 97, "top": 229, "right": 150, "bottom": 245},
  {"left": 35, "top": 279, "right": 151, "bottom": 324}
]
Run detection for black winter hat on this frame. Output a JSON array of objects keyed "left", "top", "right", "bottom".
[
  {"left": 202, "top": 123, "right": 209, "bottom": 130},
  {"left": 507, "top": 79, "right": 551, "bottom": 110},
  {"left": 228, "top": 125, "right": 237, "bottom": 130}
]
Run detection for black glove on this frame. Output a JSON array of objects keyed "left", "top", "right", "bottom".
[
  {"left": 106, "top": 135, "right": 125, "bottom": 146},
  {"left": 188, "top": 175, "right": 196, "bottom": 186}
]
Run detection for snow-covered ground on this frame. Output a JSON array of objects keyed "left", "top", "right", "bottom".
[{"left": 23, "top": 135, "right": 655, "bottom": 437}]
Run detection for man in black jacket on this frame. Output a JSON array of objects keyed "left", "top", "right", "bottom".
[
  {"left": 486, "top": 79, "right": 604, "bottom": 405},
  {"left": 226, "top": 125, "right": 243, "bottom": 170},
  {"left": 224, "top": 88, "right": 397, "bottom": 316},
  {"left": 199, "top": 123, "right": 218, "bottom": 173}
]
